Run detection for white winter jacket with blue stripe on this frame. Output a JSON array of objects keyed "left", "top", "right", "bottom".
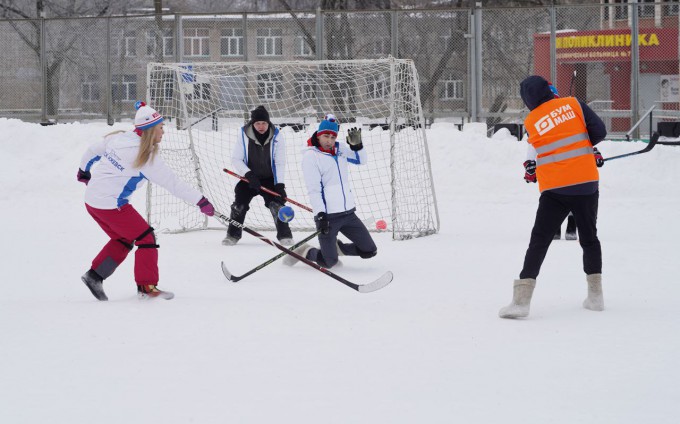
[
  {"left": 301, "top": 141, "right": 367, "bottom": 216},
  {"left": 79, "top": 131, "right": 203, "bottom": 209}
]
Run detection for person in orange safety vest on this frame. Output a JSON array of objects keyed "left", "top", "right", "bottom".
[{"left": 500, "top": 75, "right": 606, "bottom": 319}]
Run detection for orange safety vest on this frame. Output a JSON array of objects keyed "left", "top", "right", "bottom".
[{"left": 524, "top": 97, "right": 599, "bottom": 193}]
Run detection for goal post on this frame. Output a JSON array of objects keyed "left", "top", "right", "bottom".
[{"left": 146, "top": 57, "right": 439, "bottom": 240}]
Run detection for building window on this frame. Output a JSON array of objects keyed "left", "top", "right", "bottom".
[
  {"left": 664, "top": 0, "right": 678, "bottom": 16},
  {"left": 82, "top": 75, "right": 100, "bottom": 102},
  {"left": 257, "top": 73, "right": 283, "bottom": 100},
  {"left": 614, "top": 0, "right": 628, "bottom": 20},
  {"left": 367, "top": 76, "right": 388, "bottom": 99},
  {"left": 146, "top": 29, "right": 173, "bottom": 57},
  {"left": 294, "top": 73, "right": 317, "bottom": 100},
  {"left": 372, "top": 36, "right": 390, "bottom": 56},
  {"left": 639, "top": 0, "right": 655, "bottom": 18},
  {"left": 327, "top": 34, "right": 351, "bottom": 59},
  {"left": 295, "top": 34, "right": 315, "bottom": 57},
  {"left": 111, "top": 31, "right": 136, "bottom": 57},
  {"left": 184, "top": 28, "right": 210, "bottom": 57},
  {"left": 123, "top": 32, "right": 136, "bottom": 57},
  {"left": 221, "top": 28, "right": 244, "bottom": 57},
  {"left": 185, "top": 83, "right": 211, "bottom": 101},
  {"left": 440, "top": 77, "right": 463, "bottom": 100},
  {"left": 151, "top": 73, "right": 175, "bottom": 101},
  {"left": 257, "top": 28, "right": 283, "bottom": 56},
  {"left": 112, "top": 75, "right": 137, "bottom": 102}
]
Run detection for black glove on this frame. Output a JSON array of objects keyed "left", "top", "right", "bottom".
[
  {"left": 593, "top": 147, "right": 604, "bottom": 168},
  {"left": 315, "top": 212, "right": 330, "bottom": 235},
  {"left": 346, "top": 128, "right": 363, "bottom": 151},
  {"left": 77, "top": 168, "right": 91, "bottom": 185},
  {"left": 273, "top": 183, "right": 287, "bottom": 201},
  {"left": 523, "top": 160, "right": 537, "bottom": 183},
  {"left": 244, "top": 171, "right": 261, "bottom": 191}
]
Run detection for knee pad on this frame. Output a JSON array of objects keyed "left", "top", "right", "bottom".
[
  {"left": 230, "top": 203, "right": 249, "bottom": 219},
  {"left": 357, "top": 247, "right": 377, "bottom": 259},
  {"left": 116, "top": 239, "right": 134, "bottom": 251},
  {"left": 135, "top": 226, "right": 159, "bottom": 249}
]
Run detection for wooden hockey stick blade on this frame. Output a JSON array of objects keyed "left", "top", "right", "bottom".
[{"left": 357, "top": 271, "right": 394, "bottom": 293}]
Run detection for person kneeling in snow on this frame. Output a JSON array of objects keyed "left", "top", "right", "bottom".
[{"left": 284, "top": 114, "right": 377, "bottom": 268}]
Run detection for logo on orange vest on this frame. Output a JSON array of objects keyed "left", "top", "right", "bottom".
[{"left": 534, "top": 104, "right": 577, "bottom": 135}]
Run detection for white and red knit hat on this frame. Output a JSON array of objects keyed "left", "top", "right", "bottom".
[{"left": 134, "top": 101, "right": 163, "bottom": 130}]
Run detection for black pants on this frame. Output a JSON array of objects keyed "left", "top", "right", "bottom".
[
  {"left": 307, "top": 212, "right": 377, "bottom": 268},
  {"left": 520, "top": 190, "right": 602, "bottom": 279},
  {"left": 227, "top": 179, "right": 292, "bottom": 240}
]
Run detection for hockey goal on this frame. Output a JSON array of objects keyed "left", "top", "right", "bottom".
[{"left": 145, "top": 57, "right": 439, "bottom": 240}]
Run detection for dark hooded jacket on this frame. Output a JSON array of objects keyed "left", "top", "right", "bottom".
[{"left": 520, "top": 75, "right": 607, "bottom": 195}]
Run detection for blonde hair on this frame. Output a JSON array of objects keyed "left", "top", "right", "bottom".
[{"left": 133, "top": 126, "right": 160, "bottom": 168}]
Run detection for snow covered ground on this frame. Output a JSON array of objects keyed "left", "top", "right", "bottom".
[{"left": 1, "top": 117, "right": 679, "bottom": 423}]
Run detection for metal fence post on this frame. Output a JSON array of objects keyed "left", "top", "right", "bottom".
[
  {"left": 391, "top": 10, "right": 399, "bottom": 58},
  {"left": 316, "top": 7, "right": 323, "bottom": 60},
  {"left": 106, "top": 17, "right": 113, "bottom": 125},
  {"left": 40, "top": 17, "right": 47, "bottom": 123},
  {"left": 242, "top": 12, "right": 248, "bottom": 61},
  {"left": 467, "top": 9, "right": 476, "bottom": 123},
  {"left": 550, "top": 6, "right": 557, "bottom": 86},
  {"left": 631, "top": 3, "right": 640, "bottom": 139},
  {"left": 175, "top": 14, "right": 183, "bottom": 63}
]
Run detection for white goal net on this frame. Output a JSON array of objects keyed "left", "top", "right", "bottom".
[{"left": 145, "top": 57, "right": 439, "bottom": 240}]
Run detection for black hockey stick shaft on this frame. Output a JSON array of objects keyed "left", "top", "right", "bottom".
[
  {"left": 223, "top": 168, "right": 313, "bottom": 212},
  {"left": 604, "top": 131, "right": 659, "bottom": 162},
  {"left": 214, "top": 211, "right": 390, "bottom": 292},
  {"left": 223, "top": 231, "right": 320, "bottom": 282}
]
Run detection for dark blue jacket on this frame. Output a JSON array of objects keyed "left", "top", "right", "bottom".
[
  {"left": 520, "top": 75, "right": 607, "bottom": 195},
  {"left": 520, "top": 75, "right": 607, "bottom": 146}
]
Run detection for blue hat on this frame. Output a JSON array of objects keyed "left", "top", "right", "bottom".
[{"left": 317, "top": 115, "right": 339, "bottom": 136}]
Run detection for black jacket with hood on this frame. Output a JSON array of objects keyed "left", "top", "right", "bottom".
[{"left": 520, "top": 75, "right": 607, "bottom": 195}]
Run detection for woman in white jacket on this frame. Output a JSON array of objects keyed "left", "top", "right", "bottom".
[
  {"left": 284, "top": 115, "right": 377, "bottom": 269},
  {"left": 77, "top": 102, "right": 214, "bottom": 301}
]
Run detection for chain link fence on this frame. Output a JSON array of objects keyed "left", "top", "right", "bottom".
[{"left": 1, "top": 2, "right": 678, "bottom": 138}]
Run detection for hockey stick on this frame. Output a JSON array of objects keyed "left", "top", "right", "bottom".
[
  {"left": 604, "top": 131, "right": 659, "bottom": 162},
  {"left": 214, "top": 211, "right": 393, "bottom": 293},
  {"left": 221, "top": 231, "right": 320, "bottom": 282},
  {"left": 223, "top": 168, "right": 313, "bottom": 212}
]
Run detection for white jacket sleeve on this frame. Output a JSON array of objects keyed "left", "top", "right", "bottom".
[
  {"left": 337, "top": 143, "right": 367, "bottom": 166},
  {"left": 141, "top": 154, "right": 203, "bottom": 205},
  {"left": 301, "top": 151, "right": 326, "bottom": 215},
  {"left": 79, "top": 137, "right": 108, "bottom": 171},
  {"left": 526, "top": 144, "right": 537, "bottom": 161},
  {"left": 231, "top": 128, "right": 251, "bottom": 176},
  {"left": 272, "top": 130, "right": 286, "bottom": 184}
]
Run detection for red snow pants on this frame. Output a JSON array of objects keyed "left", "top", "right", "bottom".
[{"left": 86, "top": 203, "right": 159, "bottom": 286}]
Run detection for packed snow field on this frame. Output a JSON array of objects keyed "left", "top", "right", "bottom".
[{"left": 1, "top": 117, "right": 678, "bottom": 423}]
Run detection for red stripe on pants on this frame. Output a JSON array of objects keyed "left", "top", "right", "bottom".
[{"left": 86, "top": 204, "right": 159, "bottom": 285}]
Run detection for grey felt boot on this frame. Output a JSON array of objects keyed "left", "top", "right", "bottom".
[
  {"left": 499, "top": 278, "right": 536, "bottom": 319},
  {"left": 583, "top": 273, "right": 604, "bottom": 311}
]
